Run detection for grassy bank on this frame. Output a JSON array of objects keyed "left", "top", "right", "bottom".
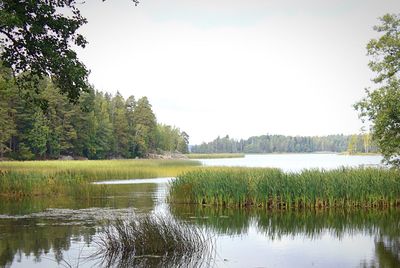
[
  {"left": 169, "top": 167, "right": 400, "bottom": 209},
  {"left": 186, "top": 153, "right": 245, "bottom": 159},
  {"left": 0, "top": 159, "right": 200, "bottom": 197}
]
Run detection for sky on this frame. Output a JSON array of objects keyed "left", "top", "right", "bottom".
[{"left": 75, "top": 0, "right": 400, "bottom": 144}]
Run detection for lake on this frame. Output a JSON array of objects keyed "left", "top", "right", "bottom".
[
  {"left": 196, "top": 153, "right": 383, "bottom": 171},
  {"left": 1, "top": 154, "right": 398, "bottom": 268}
]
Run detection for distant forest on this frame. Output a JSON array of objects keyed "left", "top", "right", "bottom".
[
  {"left": 0, "top": 67, "right": 188, "bottom": 160},
  {"left": 191, "top": 134, "right": 378, "bottom": 154}
]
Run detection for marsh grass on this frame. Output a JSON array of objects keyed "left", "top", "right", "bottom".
[
  {"left": 186, "top": 153, "right": 245, "bottom": 159},
  {"left": 0, "top": 159, "right": 200, "bottom": 180},
  {"left": 0, "top": 159, "right": 200, "bottom": 197},
  {"left": 0, "top": 170, "right": 109, "bottom": 198},
  {"left": 95, "top": 214, "right": 215, "bottom": 267},
  {"left": 169, "top": 167, "right": 400, "bottom": 209}
]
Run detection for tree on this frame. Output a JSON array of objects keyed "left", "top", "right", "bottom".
[
  {"left": 347, "top": 135, "right": 358, "bottom": 155},
  {"left": 111, "top": 92, "right": 129, "bottom": 157},
  {"left": 355, "top": 14, "right": 400, "bottom": 167},
  {"left": 0, "top": 0, "right": 139, "bottom": 102},
  {"left": 178, "top": 131, "right": 189, "bottom": 153},
  {"left": 132, "top": 97, "right": 156, "bottom": 157},
  {"left": 0, "top": 64, "right": 16, "bottom": 158},
  {"left": 125, "top": 95, "right": 136, "bottom": 157},
  {"left": 0, "top": 0, "right": 89, "bottom": 102},
  {"left": 26, "top": 109, "right": 49, "bottom": 158},
  {"left": 91, "top": 91, "right": 113, "bottom": 159},
  {"left": 42, "top": 81, "right": 77, "bottom": 158}
]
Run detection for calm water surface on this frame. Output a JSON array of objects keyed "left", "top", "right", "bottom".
[
  {"left": 0, "top": 154, "right": 398, "bottom": 268},
  {"left": 197, "top": 153, "right": 383, "bottom": 171}
]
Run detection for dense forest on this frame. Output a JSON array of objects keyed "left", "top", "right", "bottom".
[
  {"left": 0, "top": 66, "right": 189, "bottom": 160},
  {"left": 191, "top": 134, "right": 378, "bottom": 154}
]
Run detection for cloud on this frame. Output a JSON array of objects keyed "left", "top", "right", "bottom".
[{"left": 76, "top": 0, "right": 400, "bottom": 143}]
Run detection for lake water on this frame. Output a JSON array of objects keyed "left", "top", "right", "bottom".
[
  {"left": 197, "top": 153, "right": 383, "bottom": 171},
  {"left": 1, "top": 154, "right": 398, "bottom": 268}
]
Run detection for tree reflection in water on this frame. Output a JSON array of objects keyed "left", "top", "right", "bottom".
[
  {"left": 1, "top": 200, "right": 399, "bottom": 267},
  {"left": 171, "top": 205, "right": 400, "bottom": 267}
]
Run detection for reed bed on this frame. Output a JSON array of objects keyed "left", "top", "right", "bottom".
[
  {"left": 186, "top": 153, "right": 245, "bottom": 159},
  {"left": 0, "top": 170, "right": 108, "bottom": 198},
  {"left": 0, "top": 159, "right": 200, "bottom": 197},
  {"left": 0, "top": 159, "right": 200, "bottom": 181},
  {"left": 169, "top": 167, "right": 400, "bottom": 209},
  {"left": 95, "top": 214, "right": 214, "bottom": 267}
]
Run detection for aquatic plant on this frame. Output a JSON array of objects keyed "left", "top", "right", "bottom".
[
  {"left": 95, "top": 214, "right": 215, "bottom": 267},
  {"left": 0, "top": 159, "right": 200, "bottom": 181},
  {"left": 0, "top": 159, "right": 200, "bottom": 197},
  {"left": 169, "top": 167, "right": 400, "bottom": 209}
]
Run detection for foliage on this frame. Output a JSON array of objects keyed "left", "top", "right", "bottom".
[
  {"left": 157, "top": 124, "right": 189, "bottom": 154},
  {"left": 132, "top": 97, "right": 157, "bottom": 157},
  {"left": 191, "top": 134, "right": 378, "bottom": 154},
  {"left": 356, "top": 80, "right": 400, "bottom": 165},
  {"left": 0, "top": 65, "right": 16, "bottom": 157},
  {"left": 0, "top": 0, "right": 90, "bottom": 102},
  {"left": 169, "top": 167, "right": 400, "bottom": 209},
  {"left": 366, "top": 14, "right": 400, "bottom": 84},
  {"left": 0, "top": 67, "right": 189, "bottom": 159},
  {"left": 355, "top": 13, "right": 400, "bottom": 167}
]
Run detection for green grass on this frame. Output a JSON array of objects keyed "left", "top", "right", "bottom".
[
  {"left": 0, "top": 169, "right": 109, "bottom": 198},
  {"left": 169, "top": 167, "right": 400, "bottom": 209},
  {"left": 186, "top": 153, "right": 245, "bottom": 159},
  {"left": 0, "top": 159, "right": 200, "bottom": 197}
]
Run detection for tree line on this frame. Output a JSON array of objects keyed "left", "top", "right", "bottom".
[
  {"left": 191, "top": 134, "right": 378, "bottom": 154},
  {"left": 0, "top": 66, "right": 188, "bottom": 160}
]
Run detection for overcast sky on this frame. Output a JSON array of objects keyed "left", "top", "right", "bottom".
[{"left": 75, "top": 0, "right": 400, "bottom": 144}]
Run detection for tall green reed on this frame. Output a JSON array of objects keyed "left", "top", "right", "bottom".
[{"left": 169, "top": 167, "right": 400, "bottom": 209}]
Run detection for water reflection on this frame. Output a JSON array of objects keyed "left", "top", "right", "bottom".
[
  {"left": 0, "top": 218, "right": 95, "bottom": 267},
  {"left": 0, "top": 183, "right": 161, "bottom": 267},
  {"left": 0, "top": 179, "right": 399, "bottom": 267},
  {"left": 95, "top": 214, "right": 215, "bottom": 268},
  {"left": 0, "top": 184, "right": 158, "bottom": 216},
  {"left": 370, "top": 237, "right": 400, "bottom": 268},
  {"left": 172, "top": 206, "right": 400, "bottom": 238},
  {"left": 171, "top": 205, "right": 400, "bottom": 267}
]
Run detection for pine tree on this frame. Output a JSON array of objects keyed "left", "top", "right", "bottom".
[
  {"left": 0, "top": 66, "right": 16, "bottom": 158},
  {"left": 92, "top": 91, "right": 113, "bottom": 159},
  {"left": 27, "top": 110, "right": 49, "bottom": 158},
  {"left": 111, "top": 92, "right": 129, "bottom": 157},
  {"left": 132, "top": 97, "right": 156, "bottom": 157}
]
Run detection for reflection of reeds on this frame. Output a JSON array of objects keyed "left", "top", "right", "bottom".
[
  {"left": 171, "top": 205, "right": 400, "bottom": 240},
  {"left": 95, "top": 214, "right": 215, "bottom": 267},
  {"left": 170, "top": 167, "right": 400, "bottom": 209}
]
